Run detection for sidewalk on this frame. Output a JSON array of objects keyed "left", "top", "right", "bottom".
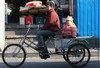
[{"left": 0, "top": 46, "right": 100, "bottom": 58}]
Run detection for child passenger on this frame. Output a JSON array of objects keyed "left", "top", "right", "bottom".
[{"left": 62, "top": 16, "right": 78, "bottom": 38}]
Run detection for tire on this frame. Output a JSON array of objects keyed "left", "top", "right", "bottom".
[
  {"left": 2, "top": 44, "right": 26, "bottom": 67},
  {"left": 67, "top": 43, "right": 90, "bottom": 68},
  {"left": 63, "top": 49, "right": 68, "bottom": 62},
  {"left": 63, "top": 48, "right": 85, "bottom": 64},
  {"left": 63, "top": 47, "right": 85, "bottom": 64}
]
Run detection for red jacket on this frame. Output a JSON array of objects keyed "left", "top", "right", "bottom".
[
  {"left": 42, "top": 8, "right": 61, "bottom": 31},
  {"left": 62, "top": 22, "right": 77, "bottom": 38}
]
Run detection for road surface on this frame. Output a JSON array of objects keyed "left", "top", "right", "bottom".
[{"left": 0, "top": 57, "right": 100, "bottom": 68}]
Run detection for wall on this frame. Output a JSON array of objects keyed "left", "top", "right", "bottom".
[
  {"left": 0, "top": 0, "right": 5, "bottom": 51},
  {"left": 74, "top": 0, "right": 100, "bottom": 37}
]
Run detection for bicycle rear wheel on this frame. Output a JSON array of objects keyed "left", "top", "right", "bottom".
[
  {"left": 2, "top": 44, "right": 26, "bottom": 67},
  {"left": 67, "top": 43, "right": 90, "bottom": 68}
]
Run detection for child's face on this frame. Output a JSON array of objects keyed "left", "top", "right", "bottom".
[{"left": 66, "top": 20, "right": 71, "bottom": 24}]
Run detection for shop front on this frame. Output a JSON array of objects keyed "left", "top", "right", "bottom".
[
  {"left": 5, "top": 0, "right": 71, "bottom": 25},
  {"left": 5, "top": 0, "right": 73, "bottom": 40}
]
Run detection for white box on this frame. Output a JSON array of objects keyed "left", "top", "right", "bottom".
[
  {"left": 60, "top": 5, "right": 68, "bottom": 8},
  {"left": 20, "top": 16, "right": 25, "bottom": 25},
  {"left": 62, "top": 18, "right": 66, "bottom": 23}
]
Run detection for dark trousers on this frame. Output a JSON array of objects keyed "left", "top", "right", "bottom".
[{"left": 36, "top": 30, "right": 55, "bottom": 54}]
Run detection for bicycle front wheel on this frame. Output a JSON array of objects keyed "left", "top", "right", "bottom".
[{"left": 2, "top": 44, "right": 26, "bottom": 67}]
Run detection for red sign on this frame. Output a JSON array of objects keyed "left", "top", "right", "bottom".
[{"left": 25, "top": 16, "right": 33, "bottom": 25}]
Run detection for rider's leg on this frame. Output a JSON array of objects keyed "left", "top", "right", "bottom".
[
  {"left": 35, "top": 30, "right": 55, "bottom": 57},
  {"left": 36, "top": 30, "right": 55, "bottom": 47}
]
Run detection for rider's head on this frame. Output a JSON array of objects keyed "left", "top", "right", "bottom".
[{"left": 46, "top": 1, "right": 55, "bottom": 11}]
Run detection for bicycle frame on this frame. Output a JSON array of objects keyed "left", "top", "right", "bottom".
[
  {"left": 17, "top": 24, "right": 89, "bottom": 55},
  {"left": 18, "top": 24, "right": 63, "bottom": 55}
]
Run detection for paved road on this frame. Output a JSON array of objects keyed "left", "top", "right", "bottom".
[{"left": 0, "top": 57, "right": 100, "bottom": 68}]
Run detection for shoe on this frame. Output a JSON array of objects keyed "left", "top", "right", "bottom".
[
  {"left": 39, "top": 53, "right": 50, "bottom": 59},
  {"left": 43, "top": 54, "right": 50, "bottom": 59},
  {"left": 34, "top": 46, "right": 44, "bottom": 51},
  {"left": 39, "top": 52, "right": 50, "bottom": 59}
]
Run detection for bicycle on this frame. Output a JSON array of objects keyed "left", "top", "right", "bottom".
[{"left": 2, "top": 24, "right": 91, "bottom": 68}]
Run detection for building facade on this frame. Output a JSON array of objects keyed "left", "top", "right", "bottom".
[{"left": 0, "top": 0, "right": 5, "bottom": 51}]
